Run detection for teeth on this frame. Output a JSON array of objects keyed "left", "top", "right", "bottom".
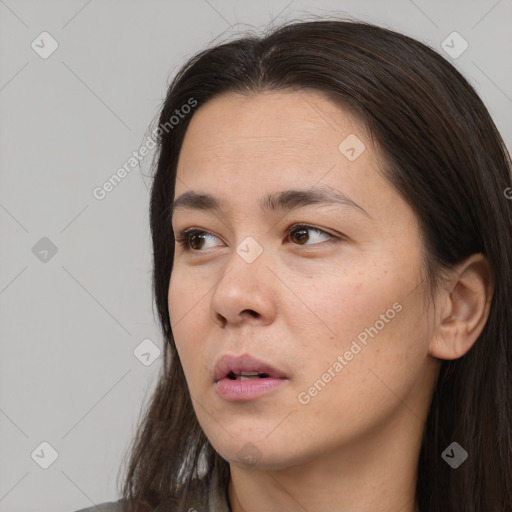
[
  {"left": 234, "top": 371, "right": 265, "bottom": 381},
  {"left": 226, "top": 371, "right": 271, "bottom": 380}
]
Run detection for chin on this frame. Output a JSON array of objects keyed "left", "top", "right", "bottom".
[{"left": 209, "top": 433, "right": 306, "bottom": 471}]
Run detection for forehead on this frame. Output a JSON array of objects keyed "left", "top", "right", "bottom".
[
  {"left": 175, "top": 90, "right": 374, "bottom": 190},
  {"left": 179, "top": 90, "right": 364, "bottom": 149}
]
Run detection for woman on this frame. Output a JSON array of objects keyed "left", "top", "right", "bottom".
[{"left": 76, "top": 17, "right": 512, "bottom": 512}]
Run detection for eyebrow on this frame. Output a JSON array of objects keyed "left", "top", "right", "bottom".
[{"left": 171, "top": 185, "right": 372, "bottom": 219}]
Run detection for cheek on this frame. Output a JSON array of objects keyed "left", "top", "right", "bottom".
[
  {"left": 168, "top": 265, "right": 210, "bottom": 329},
  {"left": 281, "top": 262, "right": 393, "bottom": 351},
  {"left": 168, "top": 269, "right": 209, "bottom": 384},
  {"left": 168, "top": 270, "right": 183, "bottom": 328},
  {"left": 289, "top": 250, "right": 428, "bottom": 381},
  {"left": 302, "top": 299, "right": 429, "bottom": 433},
  {"left": 293, "top": 268, "right": 430, "bottom": 426}
]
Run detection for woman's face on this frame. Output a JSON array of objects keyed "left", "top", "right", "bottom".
[{"left": 169, "top": 90, "right": 440, "bottom": 470}]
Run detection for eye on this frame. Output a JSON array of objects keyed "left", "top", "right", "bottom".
[
  {"left": 286, "top": 224, "right": 334, "bottom": 246},
  {"left": 175, "top": 224, "right": 337, "bottom": 252},
  {"left": 175, "top": 228, "right": 222, "bottom": 251}
]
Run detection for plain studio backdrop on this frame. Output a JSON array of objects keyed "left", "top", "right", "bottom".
[{"left": 0, "top": 1, "right": 511, "bottom": 511}]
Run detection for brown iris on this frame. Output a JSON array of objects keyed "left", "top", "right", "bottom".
[{"left": 289, "top": 227, "right": 310, "bottom": 245}]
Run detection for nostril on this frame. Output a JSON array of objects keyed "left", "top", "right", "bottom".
[
  {"left": 242, "top": 309, "right": 259, "bottom": 318},
  {"left": 215, "top": 313, "right": 227, "bottom": 328}
]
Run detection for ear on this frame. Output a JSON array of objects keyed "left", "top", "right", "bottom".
[{"left": 429, "top": 253, "right": 494, "bottom": 360}]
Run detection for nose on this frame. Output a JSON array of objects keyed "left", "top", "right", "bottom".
[{"left": 210, "top": 248, "right": 277, "bottom": 328}]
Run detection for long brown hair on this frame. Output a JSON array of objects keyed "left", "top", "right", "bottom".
[{"left": 120, "top": 18, "right": 512, "bottom": 512}]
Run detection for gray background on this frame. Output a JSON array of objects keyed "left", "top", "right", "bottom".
[{"left": 0, "top": 1, "right": 510, "bottom": 511}]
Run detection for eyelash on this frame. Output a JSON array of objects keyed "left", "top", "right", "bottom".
[{"left": 174, "top": 224, "right": 339, "bottom": 252}]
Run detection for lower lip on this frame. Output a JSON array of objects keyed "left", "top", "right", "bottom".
[{"left": 215, "top": 377, "right": 288, "bottom": 402}]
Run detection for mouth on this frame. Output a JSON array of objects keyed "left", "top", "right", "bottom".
[
  {"left": 226, "top": 371, "right": 271, "bottom": 380},
  {"left": 213, "top": 353, "right": 288, "bottom": 383},
  {"left": 213, "top": 354, "right": 289, "bottom": 402}
]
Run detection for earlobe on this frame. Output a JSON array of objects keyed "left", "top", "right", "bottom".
[{"left": 428, "top": 253, "right": 494, "bottom": 361}]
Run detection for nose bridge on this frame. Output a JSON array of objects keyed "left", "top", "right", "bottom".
[
  {"left": 218, "top": 235, "right": 268, "bottom": 298},
  {"left": 210, "top": 234, "right": 276, "bottom": 325}
]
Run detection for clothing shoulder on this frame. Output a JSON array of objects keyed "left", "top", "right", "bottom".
[
  {"left": 71, "top": 471, "right": 230, "bottom": 512},
  {"left": 72, "top": 497, "right": 185, "bottom": 512},
  {"left": 73, "top": 501, "right": 123, "bottom": 512}
]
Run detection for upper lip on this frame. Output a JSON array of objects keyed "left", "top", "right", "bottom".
[{"left": 213, "top": 353, "right": 288, "bottom": 382}]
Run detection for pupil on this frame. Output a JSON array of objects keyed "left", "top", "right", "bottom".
[
  {"left": 190, "top": 233, "right": 205, "bottom": 250},
  {"left": 291, "top": 228, "right": 308, "bottom": 244}
]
